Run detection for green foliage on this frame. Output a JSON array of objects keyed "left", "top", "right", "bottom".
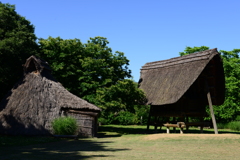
[
  {"left": 39, "top": 37, "right": 146, "bottom": 123},
  {"left": 217, "top": 49, "right": 240, "bottom": 121},
  {"left": 227, "top": 121, "right": 240, "bottom": 131},
  {"left": 217, "top": 121, "right": 240, "bottom": 131},
  {"left": 95, "top": 79, "right": 146, "bottom": 117},
  {"left": 115, "top": 111, "right": 138, "bottom": 125},
  {"left": 179, "top": 46, "right": 209, "bottom": 56},
  {"left": 235, "top": 115, "right": 240, "bottom": 121},
  {"left": 179, "top": 46, "right": 240, "bottom": 122},
  {"left": 0, "top": 3, "right": 39, "bottom": 100},
  {"left": 98, "top": 113, "right": 116, "bottom": 125},
  {"left": 134, "top": 105, "right": 150, "bottom": 124},
  {"left": 217, "top": 123, "right": 227, "bottom": 129},
  {"left": 52, "top": 116, "right": 78, "bottom": 135},
  {"left": 98, "top": 105, "right": 150, "bottom": 125},
  {"left": 38, "top": 36, "right": 132, "bottom": 102}
]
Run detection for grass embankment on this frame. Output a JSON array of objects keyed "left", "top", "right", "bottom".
[{"left": 1, "top": 125, "right": 240, "bottom": 160}]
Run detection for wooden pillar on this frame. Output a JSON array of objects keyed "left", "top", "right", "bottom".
[
  {"left": 146, "top": 106, "right": 152, "bottom": 131},
  {"left": 207, "top": 91, "right": 218, "bottom": 134},
  {"left": 154, "top": 116, "right": 158, "bottom": 132},
  {"left": 173, "top": 117, "right": 176, "bottom": 133},
  {"left": 166, "top": 127, "right": 170, "bottom": 134},
  {"left": 180, "top": 128, "right": 184, "bottom": 134},
  {"left": 200, "top": 117, "right": 203, "bottom": 133},
  {"left": 186, "top": 116, "right": 189, "bottom": 132}
]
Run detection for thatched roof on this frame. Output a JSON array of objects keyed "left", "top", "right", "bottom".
[
  {"left": 139, "top": 48, "right": 225, "bottom": 106},
  {"left": 0, "top": 55, "right": 101, "bottom": 135}
]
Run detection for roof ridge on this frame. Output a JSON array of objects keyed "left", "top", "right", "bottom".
[{"left": 141, "top": 48, "right": 218, "bottom": 70}]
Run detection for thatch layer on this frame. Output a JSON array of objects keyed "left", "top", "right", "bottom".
[
  {"left": 0, "top": 55, "right": 101, "bottom": 135},
  {"left": 139, "top": 48, "right": 225, "bottom": 106}
]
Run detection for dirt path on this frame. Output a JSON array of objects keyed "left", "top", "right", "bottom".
[{"left": 144, "top": 133, "right": 240, "bottom": 140}]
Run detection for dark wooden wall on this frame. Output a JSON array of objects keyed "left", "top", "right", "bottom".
[{"left": 67, "top": 111, "right": 98, "bottom": 137}]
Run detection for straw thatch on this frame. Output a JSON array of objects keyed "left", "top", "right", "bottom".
[
  {"left": 139, "top": 48, "right": 225, "bottom": 119},
  {"left": 0, "top": 56, "right": 101, "bottom": 137}
]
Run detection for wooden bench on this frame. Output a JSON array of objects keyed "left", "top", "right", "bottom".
[
  {"left": 163, "top": 122, "right": 210, "bottom": 134},
  {"left": 163, "top": 122, "right": 186, "bottom": 134}
]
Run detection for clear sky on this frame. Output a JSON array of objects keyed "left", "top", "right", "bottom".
[{"left": 2, "top": 0, "right": 240, "bottom": 81}]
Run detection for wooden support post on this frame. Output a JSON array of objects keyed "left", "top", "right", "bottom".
[
  {"left": 200, "top": 117, "right": 203, "bottom": 133},
  {"left": 207, "top": 91, "right": 218, "bottom": 134},
  {"left": 186, "top": 116, "right": 189, "bottom": 132},
  {"left": 166, "top": 127, "right": 170, "bottom": 134},
  {"left": 154, "top": 116, "right": 158, "bottom": 132},
  {"left": 146, "top": 107, "right": 152, "bottom": 131},
  {"left": 173, "top": 117, "right": 176, "bottom": 133},
  {"left": 180, "top": 128, "right": 184, "bottom": 134}
]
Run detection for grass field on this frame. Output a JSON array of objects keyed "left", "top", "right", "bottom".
[{"left": 1, "top": 125, "right": 240, "bottom": 160}]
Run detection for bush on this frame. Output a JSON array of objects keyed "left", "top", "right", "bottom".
[
  {"left": 227, "top": 121, "right": 240, "bottom": 131},
  {"left": 98, "top": 105, "right": 150, "bottom": 125},
  {"left": 115, "top": 111, "right": 138, "bottom": 125},
  {"left": 235, "top": 115, "right": 240, "bottom": 121},
  {"left": 134, "top": 105, "right": 150, "bottom": 125},
  {"left": 217, "top": 123, "right": 227, "bottom": 129},
  {"left": 98, "top": 113, "right": 116, "bottom": 125},
  {"left": 52, "top": 116, "right": 78, "bottom": 135}
]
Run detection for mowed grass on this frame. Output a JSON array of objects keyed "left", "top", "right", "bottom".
[{"left": 1, "top": 125, "right": 240, "bottom": 160}]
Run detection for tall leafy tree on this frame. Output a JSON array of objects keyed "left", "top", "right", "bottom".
[
  {"left": 179, "top": 46, "right": 240, "bottom": 122},
  {"left": 38, "top": 37, "right": 145, "bottom": 115},
  {"left": 179, "top": 46, "right": 210, "bottom": 56},
  {"left": 0, "top": 3, "right": 39, "bottom": 100},
  {"left": 95, "top": 79, "right": 146, "bottom": 115},
  {"left": 219, "top": 49, "right": 240, "bottom": 121}
]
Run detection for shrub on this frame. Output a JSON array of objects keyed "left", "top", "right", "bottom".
[
  {"left": 227, "top": 121, "right": 240, "bottom": 131},
  {"left": 52, "top": 116, "right": 78, "bottom": 135},
  {"left": 134, "top": 105, "right": 150, "bottom": 125},
  {"left": 98, "top": 113, "right": 116, "bottom": 125},
  {"left": 217, "top": 123, "right": 227, "bottom": 129},
  {"left": 235, "top": 115, "right": 240, "bottom": 121},
  {"left": 115, "top": 111, "right": 137, "bottom": 125}
]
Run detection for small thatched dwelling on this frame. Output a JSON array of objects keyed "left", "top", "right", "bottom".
[
  {"left": 139, "top": 48, "right": 225, "bottom": 133},
  {"left": 0, "top": 56, "right": 101, "bottom": 137}
]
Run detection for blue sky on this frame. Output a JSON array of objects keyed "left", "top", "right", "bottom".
[{"left": 2, "top": 0, "right": 240, "bottom": 81}]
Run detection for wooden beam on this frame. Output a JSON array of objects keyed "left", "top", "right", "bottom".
[
  {"left": 207, "top": 91, "right": 218, "bottom": 134},
  {"left": 67, "top": 109, "right": 98, "bottom": 117}
]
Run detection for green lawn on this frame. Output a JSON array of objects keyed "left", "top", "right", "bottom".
[{"left": 1, "top": 125, "right": 240, "bottom": 160}]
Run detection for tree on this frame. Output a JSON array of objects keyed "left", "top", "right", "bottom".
[
  {"left": 218, "top": 49, "right": 240, "bottom": 121},
  {"left": 38, "top": 36, "right": 146, "bottom": 119},
  {"left": 179, "top": 46, "right": 240, "bottom": 122},
  {"left": 0, "top": 3, "right": 39, "bottom": 100},
  {"left": 38, "top": 36, "right": 132, "bottom": 101},
  {"left": 179, "top": 46, "right": 210, "bottom": 56},
  {"left": 95, "top": 79, "right": 146, "bottom": 120}
]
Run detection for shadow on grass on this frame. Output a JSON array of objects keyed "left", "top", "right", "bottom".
[
  {"left": 98, "top": 125, "right": 153, "bottom": 137},
  {"left": 98, "top": 125, "right": 240, "bottom": 137},
  {"left": 0, "top": 138, "right": 129, "bottom": 160}
]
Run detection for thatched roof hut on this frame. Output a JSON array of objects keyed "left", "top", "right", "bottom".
[
  {"left": 139, "top": 48, "right": 225, "bottom": 133},
  {"left": 0, "top": 56, "right": 101, "bottom": 137}
]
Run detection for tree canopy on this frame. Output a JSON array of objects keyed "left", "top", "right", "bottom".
[
  {"left": 38, "top": 36, "right": 146, "bottom": 121},
  {"left": 0, "top": 3, "right": 38, "bottom": 100},
  {"left": 179, "top": 46, "right": 240, "bottom": 122},
  {"left": 38, "top": 37, "right": 132, "bottom": 101}
]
